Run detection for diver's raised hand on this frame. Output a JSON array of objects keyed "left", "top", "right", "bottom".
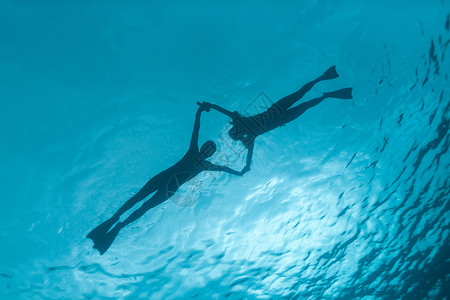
[
  {"left": 196, "top": 101, "right": 211, "bottom": 112},
  {"left": 197, "top": 102, "right": 240, "bottom": 120}
]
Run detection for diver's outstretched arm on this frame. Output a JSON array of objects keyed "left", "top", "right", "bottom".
[
  {"left": 197, "top": 101, "right": 238, "bottom": 119},
  {"left": 206, "top": 141, "right": 254, "bottom": 176},
  {"left": 207, "top": 163, "right": 245, "bottom": 176},
  {"left": 189, "top": 106, "right": 206, "bottom": 152},
  {"left": 243, "top": 141, "right": 254, "bottom": 173}
]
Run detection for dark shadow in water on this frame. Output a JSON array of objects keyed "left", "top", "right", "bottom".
[
  {"left": 87, "top": 66, "right": 352, "bottom": 255},
  {"left": 87, "top": 105, "right": 251, "bottom": 255},
  {"left": 200, "top": 65, "right": 353, "bottom": 169}
]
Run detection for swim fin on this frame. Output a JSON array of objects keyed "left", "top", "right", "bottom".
[
  {"left": 321, "top": 65, "right": 339, "bottom": 80},
  {"left": 86, "top": 216, "right": 119, "bottom": 244},
  {"left": 92, "top": 225, "right": 121, "bottom": 255},
  {"left": 324, "top": 88, "right": 353, "bottom": 99}
]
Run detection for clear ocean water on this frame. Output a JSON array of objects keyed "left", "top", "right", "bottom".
[{"left": 1, "top": 1, "right": 449, "bottom": 299}]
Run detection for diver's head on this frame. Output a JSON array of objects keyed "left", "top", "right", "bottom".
[{"left": 200, "top": 140, "right": 217, "bottom": 158}]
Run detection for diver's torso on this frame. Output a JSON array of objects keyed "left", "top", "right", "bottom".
[
  {"left": 245, "top": 111, "right": 282, "bottom": 136},
  {"left": 162, "top": 151, "right": 205, "bottom": 197}
]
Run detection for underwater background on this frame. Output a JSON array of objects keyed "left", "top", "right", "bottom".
[{"left": 1, "top": 0, "right": 449, "bottom": 299}]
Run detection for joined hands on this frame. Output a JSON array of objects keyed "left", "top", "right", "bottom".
[{"left": 196, "top": 101, "right": 212, "bottom": 112}]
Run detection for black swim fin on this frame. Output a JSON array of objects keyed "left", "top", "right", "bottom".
[
  {"left": 92, "top": 225, "right": 121, "bottom": 255},
  {"left": 86, "top": 216, "right": 118, "bottom": 243},
  {"left": 324, "top": 88, "right": 353, "bottom": 99},
  {"left": 321, "top": 65, "right": 339, "bottom": 80}
]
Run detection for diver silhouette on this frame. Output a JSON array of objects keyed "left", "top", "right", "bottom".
[
  {"left": 199, "top": 65, "right": 353, "bottom": 169},
  {"left": 87, "top": 103, "right": 251, "bottom": 255}
]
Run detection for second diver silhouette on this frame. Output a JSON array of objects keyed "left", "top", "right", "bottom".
[
  {"left": 200, "top": 65, "right": 353, "bottom": 168},
  {"left": 87, "top": 103, "right": 251, "bottom": 254}
]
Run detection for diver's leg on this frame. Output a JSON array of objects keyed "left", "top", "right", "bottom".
[
  {"left": 282, "top": 96, "right": 327, "bottom": 124},
  {"left": 282, "top": 87, "right": 353, "bottom": 124},
  {"left": 87, "top": 174, "right": 161, "bottom": 242},
  {"left": 91, "top": 190, "right": 169, "bottom": 255},
  {"left": 114, "top": 174, "right": 162, "bottom": 217},
  {"left": 271, "top": 65, "right": 339, "bottom": 112},
  {"left": 116, "top": 190, "right": 168, "bottom": 229}
]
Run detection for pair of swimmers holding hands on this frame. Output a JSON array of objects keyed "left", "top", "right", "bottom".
[{"left": 87, "top": 65, "right": 353, "bottom": 254}]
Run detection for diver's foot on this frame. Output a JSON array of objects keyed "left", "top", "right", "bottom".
[{"left": 320, "top": 65, "right": 339, "bottom": 81}]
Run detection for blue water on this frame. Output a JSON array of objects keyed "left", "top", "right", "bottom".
[{"left": 1, "top": 1, "right": 449, "bottom": 299}]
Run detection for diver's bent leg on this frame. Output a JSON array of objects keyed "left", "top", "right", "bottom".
[
  {"left": 271, "top": 65, "right": 338, "bottom": 111},
  {"left": 116, "top": 191, "right": 168, "bottom": 229}
]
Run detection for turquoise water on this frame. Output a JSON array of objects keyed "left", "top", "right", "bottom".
[{"left": 1, "top": 1, "right": 449, "bottom": 298}]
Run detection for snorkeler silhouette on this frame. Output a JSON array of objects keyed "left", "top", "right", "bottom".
[
  {"left": 200, "top": 65, "right": 353, "bottom": 169},
  {"left": 87, "top": 103, "right": 251, "bottom": 254}
]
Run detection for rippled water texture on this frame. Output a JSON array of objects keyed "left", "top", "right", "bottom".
[{"left": 1, "top": 1, "right": 449, "bottom": 299}]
